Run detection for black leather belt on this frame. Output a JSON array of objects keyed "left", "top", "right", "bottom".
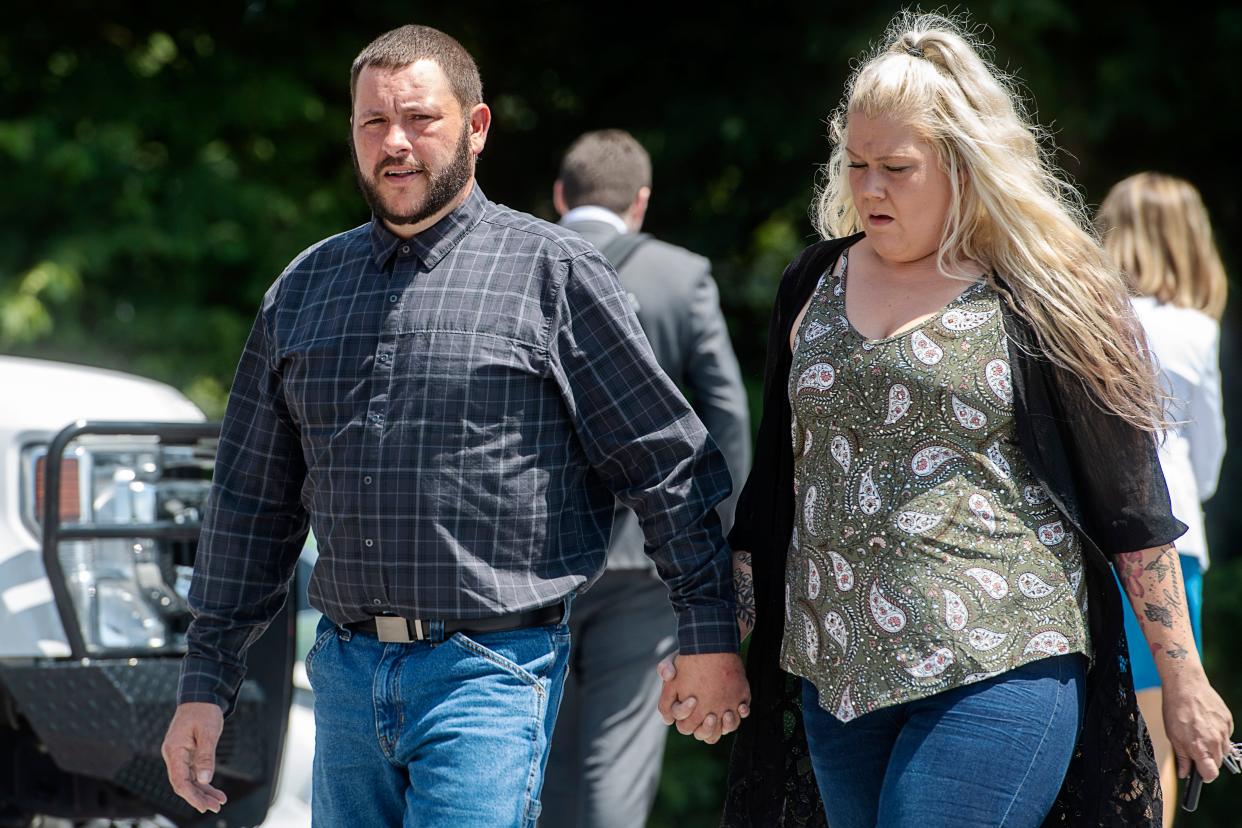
[{"left": 347, "top": 602, "right": 564, "bottom": 643}]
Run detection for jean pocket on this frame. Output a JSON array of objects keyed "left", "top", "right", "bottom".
[
  {"left": 447, "top": 628, "right": 556, "bottom": 696},
  {"left": 303, "top": 618, "right": 338, "bottom": 684}
]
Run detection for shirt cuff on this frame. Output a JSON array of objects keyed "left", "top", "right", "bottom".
[
  {"left": 675, "top": 605, "right": 740, "bottom": 655},
  {"left": 177, "top": 653, "right": 244, "bottom": 717}
]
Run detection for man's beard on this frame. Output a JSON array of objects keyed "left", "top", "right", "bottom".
[{"left": 352, "top": 126, "right": 474, "bottom": 228}]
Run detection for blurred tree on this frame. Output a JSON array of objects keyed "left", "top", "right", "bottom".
[{"left": 3, "top": 2, "right": 1239, "bottom": 824}]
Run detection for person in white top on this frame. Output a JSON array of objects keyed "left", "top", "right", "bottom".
[{"left": 1098, "top": 172, "right": 1229, "bottom": 827}]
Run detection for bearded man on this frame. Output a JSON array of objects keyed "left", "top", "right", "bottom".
[{"left": 159, "top": 24, "right": 748, "bottom": 828}]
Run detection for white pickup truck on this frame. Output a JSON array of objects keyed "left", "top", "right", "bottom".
[{"left": 0, "top": 355, "right": 312, "bottom": 828}]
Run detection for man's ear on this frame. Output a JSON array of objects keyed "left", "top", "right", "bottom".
[
  {"left": 553, "top": 180, "right": 569, "bottom": 217},
  {"left": 626, "top": 186, "right": 652, "bottom": 233},
  {"left": 468, "top": 103, "right": 492, "bottom": 157}
]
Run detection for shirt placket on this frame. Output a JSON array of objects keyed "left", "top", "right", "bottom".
[{"left": 362, "top": 243, "right": 416, "bottom": 612}]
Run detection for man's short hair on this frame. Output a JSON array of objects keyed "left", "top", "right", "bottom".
[
  {"left": 351, "top": 25, "right": 483, "bottom": 110},
  {"left": 557, "top": 130, "right": 652, "bottom": 214}
]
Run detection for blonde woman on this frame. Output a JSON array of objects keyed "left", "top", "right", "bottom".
[
  {"left": 1098, "top": 173, "right": 1228, "bottom": 826},
  {"left": 658, "top": 11, "right": 1233, "bottom": 827}
]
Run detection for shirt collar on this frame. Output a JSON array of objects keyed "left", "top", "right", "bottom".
[
  {"left": 369, "top": 181, "right": 489, "bottom": 269},
  {"left": 560, "top": 205, "right": 629, "bottom": 235}
]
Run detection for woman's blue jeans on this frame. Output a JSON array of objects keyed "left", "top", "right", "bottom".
[
  {"left": 306, "top": 609, "right": 571, "bottom": 827},
  {"left": 801, "top": 654, "right": 1085, "bottom": 828}
]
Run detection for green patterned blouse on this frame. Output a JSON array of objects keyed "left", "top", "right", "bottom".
[{"left": 782, "top": 251, "right": 1091, "bottom": 721}]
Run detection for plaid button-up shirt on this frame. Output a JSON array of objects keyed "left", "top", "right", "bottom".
[{"left": 178, "top": 184, "right": 737, "bottom": 712}]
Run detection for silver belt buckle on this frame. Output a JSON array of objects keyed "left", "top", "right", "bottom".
[{"left": 375, "top": 616, "right": 412, "bottom": 643}]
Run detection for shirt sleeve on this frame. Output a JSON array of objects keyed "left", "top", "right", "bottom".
[
  {"left": 1052, "top": 357, "right": 1188, "bottom": 557},
  {"left": 551, "top": 251, "right": 738, "bottom": 655},
  {"left": 177, "top": 306, "right": 309, "bottom": 715}
]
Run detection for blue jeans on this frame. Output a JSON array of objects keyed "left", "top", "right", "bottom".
[
  {"left": 801, "top": 654, "right": 1085, "bottom": 828},
  {"left": 306, "top": 606, "right": 571, "bottom": 828}
]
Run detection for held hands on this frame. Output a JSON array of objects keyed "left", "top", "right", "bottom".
[
  {"left": 655, "top": 549, "right": 757, "bottom": 744},
  {"left": 161, "top": 702, "right": 229, "bottom": 814},
  {"left": 656, "top": 652, "right": 750, "bottom": 745},
  {"left": 1162, "top": 668, "right": 1235, "bottom": 782}
]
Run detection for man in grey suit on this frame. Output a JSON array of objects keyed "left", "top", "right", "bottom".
[{"left": 541, "top": 129, "right": 751, "bottom": 827}]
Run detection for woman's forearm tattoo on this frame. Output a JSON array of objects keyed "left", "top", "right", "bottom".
[
  {"left": 1144, "top": 555, "right": 1172, "bottom": 582},
  {"left": 1116, "top": 550, "right": 1147, "bottom": 598},
  {"left": 1143, "top": 601, "right": 1173, "bottom": 628},
  {"left": 734, "top": 551, "right": 756, "bottom": 637},
  {"left": 1118, "top": 544, "right": 1192, "bottom": 664}
]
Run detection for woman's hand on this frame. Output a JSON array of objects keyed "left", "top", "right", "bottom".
[{"left": 1162, "top": 668, "right": 1234, "bottom": 781}]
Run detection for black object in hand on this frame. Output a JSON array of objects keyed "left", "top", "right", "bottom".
[{"left": 1181, "top": 766, "right": 1203, "bottom": 813}]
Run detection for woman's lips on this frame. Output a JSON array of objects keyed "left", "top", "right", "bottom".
[{"left": 867, "top": 213, "right": 894, "bottom": 226}]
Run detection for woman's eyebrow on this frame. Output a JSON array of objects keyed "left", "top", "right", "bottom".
[{"left": 845, "top": 147, "right": 913, "bottom": 161}]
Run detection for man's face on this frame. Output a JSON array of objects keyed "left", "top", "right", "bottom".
[{"left": 351, "top": 60, "right": 483, "bottom": 233}]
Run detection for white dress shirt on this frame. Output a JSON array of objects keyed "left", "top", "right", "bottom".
[
  {"left": 1133, "top": 296, "right": 1226, "bottom": 569},
  {"left": 560, "top": 205, "right": 629, "bottom": 235}
]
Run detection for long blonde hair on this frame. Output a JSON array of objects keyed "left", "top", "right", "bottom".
[
  {"left": 814, "top": 11, "right": 1164, "bottom": 431},
  {"left": 1098, "top": 173, "right": 1228, "bottom": 320}
]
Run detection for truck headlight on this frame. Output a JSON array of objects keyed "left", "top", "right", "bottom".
[{"left": 24, "top": 439, "right": 211, "bottom": 654}]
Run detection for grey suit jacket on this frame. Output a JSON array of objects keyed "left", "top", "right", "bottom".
[{"left": 562, "top": 216, "right": 751, "bottom": 571}]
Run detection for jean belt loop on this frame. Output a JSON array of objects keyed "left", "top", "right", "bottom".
[
  {"left": 337, "top": 623, "right": 353, "bottom": 643},
  {"left": 561, "top": 592, "right": 575, "bottom": 626},
  {"left": 430, "top": 618, "right": 445, "bottom": 643}
]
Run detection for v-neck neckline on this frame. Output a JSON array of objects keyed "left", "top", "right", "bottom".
[{"left": 835, "top": 250, "right": 986, "bottom": 345}]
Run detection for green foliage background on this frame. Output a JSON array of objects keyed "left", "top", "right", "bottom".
[{"left": 3, "top": 2, "right": 1240, "bottom": 824}]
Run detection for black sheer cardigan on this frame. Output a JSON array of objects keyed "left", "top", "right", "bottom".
[{"left": 722, "top": 234, "right": 1187, "bottom": 827}]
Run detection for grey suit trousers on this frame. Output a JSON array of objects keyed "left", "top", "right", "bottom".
[{"left": 540, "top": 570, "right": 678, "bottom": 828}]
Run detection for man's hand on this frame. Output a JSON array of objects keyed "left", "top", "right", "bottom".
[
  {"left": 657, "top": 652, "right": 749, "bottom": 744},
  {"left": 161, "top": 702, "right": 228, "bottom": 814}
]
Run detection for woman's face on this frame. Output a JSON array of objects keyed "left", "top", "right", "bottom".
[{"left": 846, "top": 113, "right": 953, "bottom": 265}]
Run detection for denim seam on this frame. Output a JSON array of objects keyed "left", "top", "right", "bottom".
[
  {"left": 521, "top": 689, "right": 545, "bottom": 827},
  {"left": 392, "top": 645, "right": 405, "bottom": 739},
  {"left": 521, "top": 644, "right": 556, "bottom": 827},
  {"left": 996, "top": 657, "right": 1066, "bottom": 826},
  {"left": 447, "top": 633, "right": 548, "bottom": 697},
  {"left": 372, "top": 643, "right": 399, "bottom": 764},
  {"left": 303, "top": 622, "right": 338, "bottom": 682}
]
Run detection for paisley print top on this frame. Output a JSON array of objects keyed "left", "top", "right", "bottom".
[{"left": 782, "top": 252, "right": 1090, "bottom": 722}]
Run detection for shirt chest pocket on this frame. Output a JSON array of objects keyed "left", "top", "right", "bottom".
[{"left": 388, "top": 330, "right": 550, "bottom": 434}]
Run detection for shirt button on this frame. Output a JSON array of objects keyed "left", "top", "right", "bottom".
[
  {"left": 363, "top": 475, "right": 373, "bottom": 485},
  {"left": 388, "top": 294, "right": 398, "bottom": 303},
  {"left": 365, "top": 539, "right": 374, "bottom": 548},
  {"left": 378, "top": 352, "right": 390, "bottom": 364},
  {"left": 400, "top": 245, "right": 410, "bottom": 255},
  {"left": 370, "top": 412, "right": 384, "bottom": 424},
  {"left": 372, "top": 597, "right": 382, "bottom": 606}
]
